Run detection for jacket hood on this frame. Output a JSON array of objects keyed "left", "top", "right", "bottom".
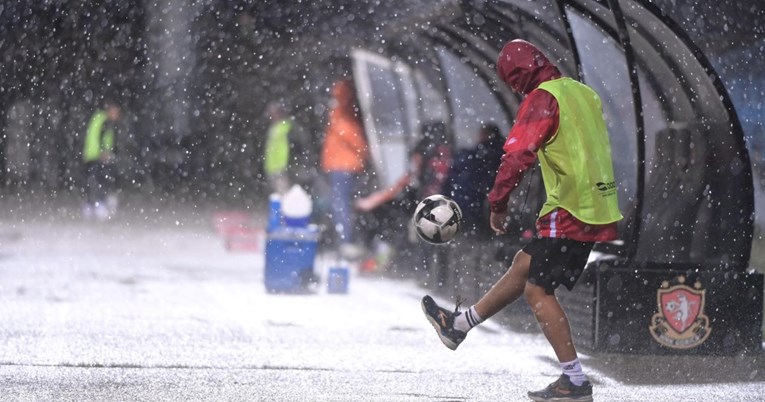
[{"left": 496, "top": 39, "right": 561, "bottom": 95}]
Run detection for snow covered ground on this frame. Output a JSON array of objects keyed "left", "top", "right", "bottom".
[{"left": 0, "top": 202, "right": 763, "bottom": 401}]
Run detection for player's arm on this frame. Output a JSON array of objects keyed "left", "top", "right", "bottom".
[
  {"left": 488, "top": 90, "right": 559, "bottom": 234},
  {"left": 354, "top": 171, "right": 412, "bottom": 212},
  {"left": 355, "top": 154, "right": 422, "bottom": 212}
]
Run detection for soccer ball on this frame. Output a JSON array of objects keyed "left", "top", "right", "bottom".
[{"left": 413, "top": 194, "right": 462, "bottom": 244}]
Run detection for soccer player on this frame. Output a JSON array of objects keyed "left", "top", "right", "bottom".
[{"left": 422, "top": 39, "right": 622, "bottom": 402}]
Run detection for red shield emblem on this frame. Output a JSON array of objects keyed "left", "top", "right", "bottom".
[
  {"left": 650, "top": 280, "right": 711, "bottom": 349},
  {"left": 658, "top": 287, "right": 702, "bottom": 334}
]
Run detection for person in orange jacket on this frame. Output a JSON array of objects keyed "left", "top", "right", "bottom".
[{"left": 320, "top": 78, "right": 369, "bottom": 256}]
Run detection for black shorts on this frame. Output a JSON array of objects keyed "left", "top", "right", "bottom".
[{"left": 523, "top": 237, "right": 594, "bottom": 294}]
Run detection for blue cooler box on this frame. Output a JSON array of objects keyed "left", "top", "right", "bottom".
[{"left": 264, "top": 226, "right": 319, "bottom": 293}]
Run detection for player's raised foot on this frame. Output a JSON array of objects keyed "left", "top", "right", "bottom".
[
  {"left": 527, "top": 374, "right": 593, "bottom": 402},
  {"left": 421, "top": 295, "right": 466, "bottom": 350}
]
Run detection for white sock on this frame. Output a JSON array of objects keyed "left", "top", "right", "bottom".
[
  {"left": 560, "top": 358, "right": 588, "bottom": 386},
  {"left": 453, "top": 306, "right": 482, "bottom": 333}
]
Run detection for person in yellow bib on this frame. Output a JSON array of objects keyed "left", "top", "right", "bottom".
[
  {"left": 422, "top": 39, "right": 622, "bottom": 402},
  {"left": 82, "top": 101, "right": 121, "bottom": 220},
  {"left": 263, "top": 102, "right": 310, "bottom": 195},
  {"left": 264, "top": 102, "right": 292, "bottom": 195}
]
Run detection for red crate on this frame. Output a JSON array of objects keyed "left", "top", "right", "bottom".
[
  {"left": 224, "top": 226, "right": 263, "bottom": 252},
  {"left": 212, "top": 211, "right": 253, "bottom": 236}
]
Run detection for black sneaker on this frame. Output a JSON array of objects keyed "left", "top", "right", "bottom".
[
  {"left": 421, "top": 295, "right": 466, "bottom": 350},
  {"left": 528, "top": 374, "right": 593, "bottom": 402}
]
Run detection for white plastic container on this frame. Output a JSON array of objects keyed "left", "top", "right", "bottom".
[{"left": 281, "top": 184, "right": 312, "bottom": 227}]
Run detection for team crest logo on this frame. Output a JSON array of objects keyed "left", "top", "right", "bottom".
[{"left": 649, "top": 277, "right": 711, "bottom": 349}]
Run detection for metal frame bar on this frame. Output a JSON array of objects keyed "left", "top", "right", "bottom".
[{"left": 606, "top": 0, "right": 646, "bottom": 261}]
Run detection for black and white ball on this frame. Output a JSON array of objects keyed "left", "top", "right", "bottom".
[{"left": 413, "top": 194, "right": 462, "bottom": 244}]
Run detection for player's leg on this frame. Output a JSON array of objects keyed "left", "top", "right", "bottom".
[
  {"left": 525, "top": 289, "right": 592, "bottom": 402},
  {"left": 421, "top": 249, "right": 530, "bottom": 350},
  {"left": 472, "top": 249, "right": 530, "bottom": 319},
  {"left": 82, "top": 162, "right": 98, "bottom": 219},
  {"left": 93, "top": 163, "right": 110, "bottom": 220},
  {"left": 524, "top": 283, "right": 577, "bottom": 362},
  {"left": 525, "top": 239, "right": 594, "bottom": 402}
]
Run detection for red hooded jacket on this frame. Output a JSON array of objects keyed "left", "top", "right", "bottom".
[{"left": 489, "top": 39, "right": 617, "bottom": 242}]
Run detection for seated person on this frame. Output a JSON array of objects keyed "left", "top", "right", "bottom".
[
  {"left": 355, "top": 121, "right": 451, "bottom": 213},
  {"left": 442, "top": 123, "right": 505, "bottom": 236},
  {"left": 354, "top": 122, "right": 452, "bottom": 258}
]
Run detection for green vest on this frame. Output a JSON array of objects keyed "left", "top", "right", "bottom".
[
  {"left": 83, "top": 110, "right": 115, "bottom": 163},
  {"left": 264, "top": 119, "right": 291, "bottom": 175},
  {"left": 536, "top": 77, "right": 623, "bottom": 224}
]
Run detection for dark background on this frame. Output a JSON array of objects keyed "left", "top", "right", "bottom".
[{"left": 0, "top": 0, "right": 761, "bottom": 203}]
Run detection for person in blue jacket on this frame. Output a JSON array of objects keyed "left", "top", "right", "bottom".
[{"left": 441, "top": 123, "right": 505, "bottom": 236}]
